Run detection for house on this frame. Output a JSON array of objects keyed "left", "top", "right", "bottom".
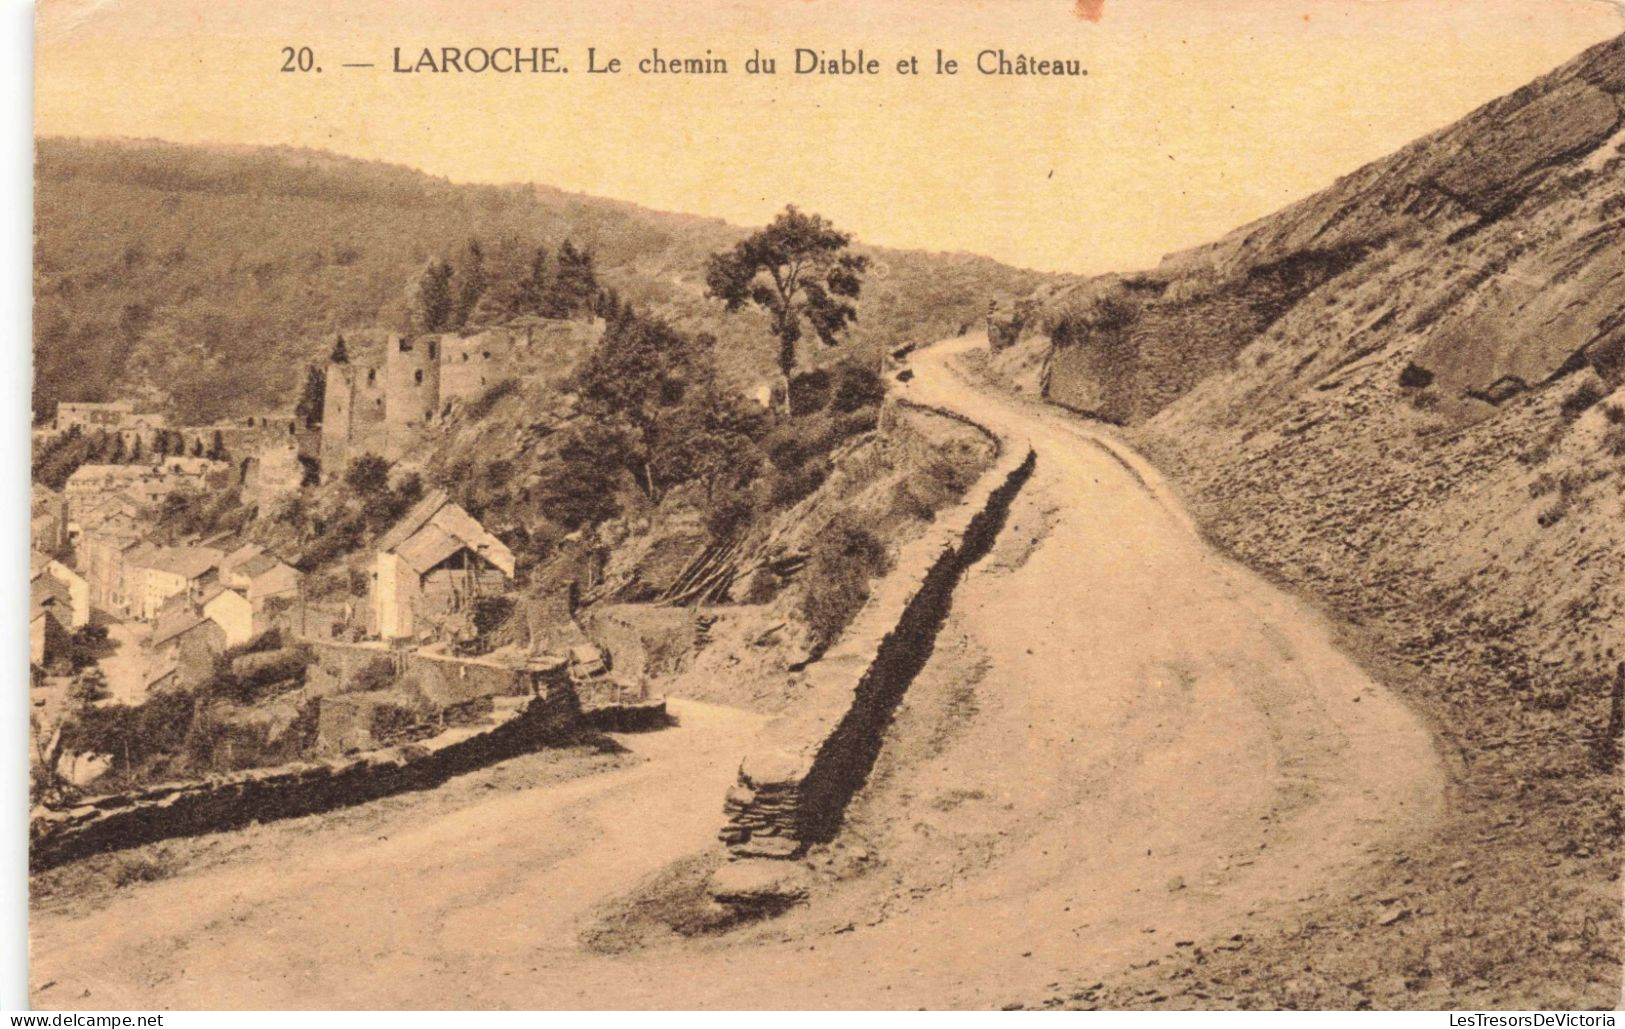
[
  {"left": 200, "top": 584, "right": 255, "bottom": 647},
  {"left": 29, "top": 589, "right": 71, "bottom": 667},
  {"left": 31, "top": 552, "right": 89, "bottom": 628},
  {"left": 373, "top": 490, "right": 514, "bottom": 640},
  {"left": 149, "top": 605, "right": 226, "bottom": 689},
  {"left": 219, "top": 545, "right": 302, "bottom": 626},
  {"left": 223, "top": 550, "right": 301, "bottom": 606},
  {"left": 31, "top": 485, "right": 67, "bottom": 555},
  {"left": 139, "top": 546, "right": 224, "bottom": 621}
]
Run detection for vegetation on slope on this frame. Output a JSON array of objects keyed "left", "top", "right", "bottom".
[{"left": 34, "top": 137, "right": 1054, "bottom": 422}]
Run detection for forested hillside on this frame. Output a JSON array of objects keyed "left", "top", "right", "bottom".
[{"left": 34, "top": 137, "right": 1055, "bottom": 422}]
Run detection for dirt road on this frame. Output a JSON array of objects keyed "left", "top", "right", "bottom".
[{"left": 30, "top": 335, "right": 1444, "bottom": 1009}]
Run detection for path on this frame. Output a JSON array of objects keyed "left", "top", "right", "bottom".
[{"left": 29, "top": 334, "right": 1444, "bottom": 1009}]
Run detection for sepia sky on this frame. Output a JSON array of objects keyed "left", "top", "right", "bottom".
[{"left": 33, "top": 0, "right": 1624, "bottom": 273}]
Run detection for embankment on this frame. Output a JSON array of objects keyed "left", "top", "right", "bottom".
[{"left": 717, "top": 401, "right": 1034, "bottom": 861}]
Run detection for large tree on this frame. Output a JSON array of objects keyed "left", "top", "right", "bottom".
[{"left": 705, "top": 205, "right": 868, "bottom": 410}]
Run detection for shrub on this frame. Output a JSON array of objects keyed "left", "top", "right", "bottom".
[
  {"left": 1398, "top": 362, "right": 1435, "bottom": 389},
  {"left": 348, "top": 656, "right": 396, "bottom": 694},
  {"left": 1602, "top": 403, "right": 1625, "bottom": 426},
  {"left": 344, "top": 454, "right": 391, "bottom": 495},
  {"left": 1604, "top": 424, "right": 1625, "bottom": 458},
  {"left": 830, "top": 361, "right": 886, "bottom": 413},
  {"left": 1560, "top": 381, "right": 1605, "bottom": 421},
  {"left": 787, "top": 368, "right": 833, "bottom": 415},
  {"left": 800, "top": 517, "right": 889, "bottom": 654}
]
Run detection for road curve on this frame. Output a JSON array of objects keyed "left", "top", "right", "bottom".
[{"left": 29, "top": 334, "right": 1444, "bottom": 1010}]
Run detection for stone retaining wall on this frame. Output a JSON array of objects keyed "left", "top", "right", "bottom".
[
  {"left": 30, "top": 659, "right": 577, "bottom": 872},
  {"left": 718, "top": 411, "right": 1035, "bottom": 859}
]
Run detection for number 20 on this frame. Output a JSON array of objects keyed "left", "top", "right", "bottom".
[{"left": 282, "top": 47, "right": 316, "bottom": 72}]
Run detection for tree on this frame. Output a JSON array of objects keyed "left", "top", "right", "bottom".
[
  {"left": 705, "top": 205, "right": 869, "bottom": 410},
  {"left": 295, "top": 364, "right": 326, "bottom": 429},
  {"left": 572, "top": 316, "right": 715, "bottom": 501},
  {"left": 407, "top": 259, "right": 455, "bottom": 334},
  {"left": 517, "top": 245, "right": 549, "bottom": 315},
  {"left": 344, "top": 453, "right": 391, "bottom": 496},
  {"left": 208, "top": 429, "right": 226, "bottom": 461},
  {"left": 330, "top": 334, "right": 350, "bottom": 364},
  {"left": 452, "top": 239, "right": 487, "bottom": 329},
  {"left": 545, "top": 240, "right": 598, "bottom": 319}
]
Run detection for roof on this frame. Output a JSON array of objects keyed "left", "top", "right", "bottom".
[
  {"left": 144, "top": 653, "right": 180, "bottom": 687},
  {"left": 29, "top": 550, "right": 50, "bottom": 579},
  {"left": 220, "top": 542, "right": 266, "bottom": 576},
  {"left": 375, "top": 489, "right": 452, "bottom": 554},
  {"left": 238, "top": 553, "right": 282, "bottom": 578},
  {"left": 148, "top": 546, "right": 224, "bottom": 581},
  {"left": 30, "top": 578, "right": 70, "bottom": 621},
  {"left": 152, "top": 607, "right": 210, "bottom": 647},
  {"left": 377, "top": 490, "right": 515, "bottom": 578},
  {"left": 394, "top": 524, "right": 464, "bottom": 575}
]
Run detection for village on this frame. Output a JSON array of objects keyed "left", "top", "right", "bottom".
[{"left": 28, "top": 312, "right": 640, "bottom": 793}]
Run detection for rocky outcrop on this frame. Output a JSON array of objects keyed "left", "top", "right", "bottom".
[{"left": 1033, "top": 33, "right": 1625, "bottom": 425}]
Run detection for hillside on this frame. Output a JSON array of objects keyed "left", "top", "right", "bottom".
[
  {"left": 991, "top": 32, "right": 1625, "bottom": 1008},
  {"left": 33, "top": 137, "right": 1054, "bottom": 422}
]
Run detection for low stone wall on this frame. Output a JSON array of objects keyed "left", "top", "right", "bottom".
[
  {"left": 717, "top": 416, "right": 1036, "bottom": 860},
  {"left": 579, "top": 698, "right": 671, "bottom": 733},
  {"left": 30, "top": 660, "right": 578, "bottom": 872}
]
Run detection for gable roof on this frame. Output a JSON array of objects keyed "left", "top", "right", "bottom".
[
  {"left": 375, "top": 489, "right": 451, "bottom": 555},
  {"left": 377, "top": 490, "right": 514, "bottom": 578},
  {"left": 238, "top": 552, "right": 282, "bottom": 578},
  {"left": 394, "top": 524, "right": 464, "bottom": 575},
  {"left": 152, "top": 606, "right": 210, "bottom": 647},
  {"left": 220, "top": 542, "right": 266, "bottom": 575},
  {"left": 148, "top": 546, "right": 224, "bottom": 581}
]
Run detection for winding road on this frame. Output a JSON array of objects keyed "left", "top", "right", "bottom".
[{"left": 29, "top": 334, "right": 1444, "bottom": 1009}]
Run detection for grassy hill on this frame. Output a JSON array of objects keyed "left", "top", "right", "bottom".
[{"left": 34, "top": 137, "right": 1055, "bottom": 422}]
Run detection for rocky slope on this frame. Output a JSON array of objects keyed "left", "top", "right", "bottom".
[{"left": 994, "top": 32, "right": 1625, "bottom": 1009}]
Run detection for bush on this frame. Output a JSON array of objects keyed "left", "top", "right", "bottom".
[
  {"left": 800, "top": 517, "right": 889, "bottom": 655},
  {"left": 830, "top": 361, "right": 886, "bottom": 413},
  {"left": 348, "top": 656, "right": 396, "bottom": 694},
  {"left": 344, "top": 454, "right": 391, "bottom": 495},
  {"left": 1604, "top": 424, "right": 1625, "bottom": 458},
  {"left": 1398, "top": 362, "right": 1435, "bottom": 389},
  {"left": 1560, "top": 381, "right": 1605, "bottom": 421}
]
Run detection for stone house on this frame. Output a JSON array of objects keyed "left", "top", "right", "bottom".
[
  {"left": 373, "top": 490, "right": 514, "bottom": 640},
  {"left": 149, "top": 606, "right": 227, "bottom": 689}
]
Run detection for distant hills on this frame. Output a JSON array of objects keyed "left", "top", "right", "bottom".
[{"left": 33, "top": 137, "right": 1056, "bottom": 422}]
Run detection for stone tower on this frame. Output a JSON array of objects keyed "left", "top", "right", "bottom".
[
  {"left": 319, "top": 359, "right": 387, "bottom": 483},
  {"left": 382, "top": 334, "right": 441, "bottom": 461}
]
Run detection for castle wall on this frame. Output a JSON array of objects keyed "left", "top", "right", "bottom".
[{"left": 438, "top": 329, "right": 515, "bottom": 405}]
